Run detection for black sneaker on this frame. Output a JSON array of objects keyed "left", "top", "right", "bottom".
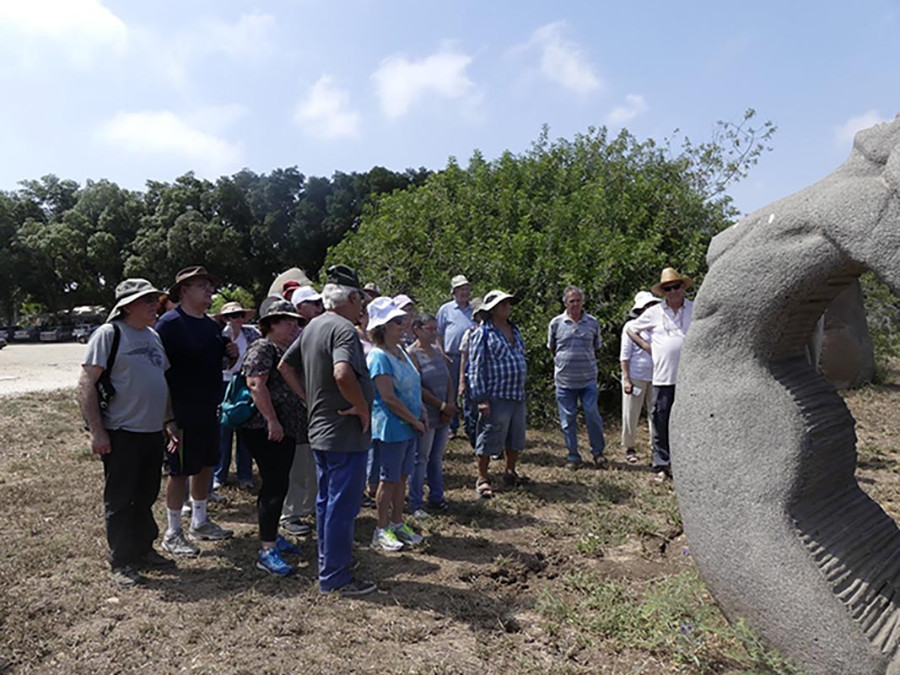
[
  {"left": 110, "top": 565, "right": 143, "bottom": 588},
  {"left": 339, "top": 577, "right": 377, "bottom": 597},
  {"left": 592, "top": 455, "right": 609, "bottom": 469},
  {"left": 136, "top": 549, "right": 176, "bottom": 569}
]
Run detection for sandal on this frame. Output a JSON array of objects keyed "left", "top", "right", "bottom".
[
  {"left": 502, "top": 472, "right": 531, "bottom": 487},
  {"left": 475, "top": 479, "right": 494, "bottom": 499}
]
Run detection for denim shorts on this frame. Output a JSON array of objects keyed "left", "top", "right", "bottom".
[
  {"left": 376, "top": 437, "right": 417, "bottom": 482},
  {"left": 475, "top": 398, "right": 526, "bottom": 457}
]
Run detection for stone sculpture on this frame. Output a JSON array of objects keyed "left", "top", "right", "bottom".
[{"left": 672, "top": 115, "right": 900, "bottom": 674}]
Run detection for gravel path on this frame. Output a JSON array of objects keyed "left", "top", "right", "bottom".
[{"left": 0, "top": 343, "right": 86, "bottom": 396}]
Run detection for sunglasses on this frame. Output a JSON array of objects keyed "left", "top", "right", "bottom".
[{"left": 661, "top": 283, "right": 683, "bottom": 292}]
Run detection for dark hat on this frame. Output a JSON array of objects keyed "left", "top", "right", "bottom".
[
  {"left": 326, "top": 264, "right": 361, "bottom": 289},
  {"left": 168, "top": 266, "right": 222, "bottom": 301},
  {"left": 259, "top": 299, "right": 304, "bottom": 326}
]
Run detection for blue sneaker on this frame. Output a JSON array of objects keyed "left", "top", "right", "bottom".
[
  {"left": 275, "top": 535, "right": 301, "bottom": 555},
  {"left": 256, "top": 547, "right": 292, "bottom": 576}
]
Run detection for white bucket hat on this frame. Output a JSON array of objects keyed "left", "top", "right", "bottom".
[
  {"left": 630, "top": 291, "right": 660, "bottom": 314},
  {"left": 367, "top": 296, "right": 409, "bottom": 330},
  {"left": 481, "top": 289, "right": 517, "bottom": 313}
]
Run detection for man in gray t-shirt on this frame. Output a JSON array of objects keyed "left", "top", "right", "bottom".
[
  {"left": 78, "top": 278, "right": 180, "bottom": 588},
  {"left": 289, "top": 265, "right": 376, "bottom": 597},
  {"left": 290, "top": 312, "right": 373, "bottom": 453}
]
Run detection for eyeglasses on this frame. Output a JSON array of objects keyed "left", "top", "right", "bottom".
[{"left": 661, "top": 283, "right": 683, "bottom": 292}]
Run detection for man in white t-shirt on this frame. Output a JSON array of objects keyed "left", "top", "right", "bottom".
[{"left": 627, "top": 268, "right": 693, "bottom": 482}]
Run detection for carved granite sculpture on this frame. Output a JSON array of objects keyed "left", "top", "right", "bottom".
[{"left": 672, "top": 115, "right": 900, "bottom": 674}]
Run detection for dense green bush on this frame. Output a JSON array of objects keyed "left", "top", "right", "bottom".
[{"left": 329, "top": 124, "right": 757, "bottom": 425}]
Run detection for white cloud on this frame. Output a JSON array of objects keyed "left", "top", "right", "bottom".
[
  {"left": 0, "top": 0, "right": 127, "bottom": 68},
  {"left": 96, "top": 110, "right": 243, "bottom": 176},
  {"left": 524, "top": 22, "right": 601, "bottom": 94},
  {"left": 294, "top": 76, "right": 361, "bottom": 139},
  {"left": 606, "top": 94, "right": 649, "bottom": 126},
  {"left": 834, "top": 110, "right": 890, "bottom": 146},
  {"left": 185, "top": 12, "right": 275, "bottom": 61},
  {"left": 371, "top": 47, "right": 474, "bottom": 118},
  {"left": 139, "top": 12, "right": 276, "bottom": 88}
]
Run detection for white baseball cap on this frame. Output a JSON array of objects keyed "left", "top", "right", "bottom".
[{"left": 291, "top": 286, "right": 322, "bottom": 308}]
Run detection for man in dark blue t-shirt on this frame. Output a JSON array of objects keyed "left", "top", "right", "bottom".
[{"left": 155, "top": 266, "right": 236, "bottom": 556}]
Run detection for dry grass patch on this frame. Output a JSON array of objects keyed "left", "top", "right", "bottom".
[{"left": 3, "top": 375, "right": 899, "bottom": 673}]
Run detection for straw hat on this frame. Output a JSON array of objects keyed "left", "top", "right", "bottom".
[
  {"left": 215, "top": 301, "right": 256, "bottom": 320},
  {"left": 651, "top": 268, "right": 693, "bottom": 296}
]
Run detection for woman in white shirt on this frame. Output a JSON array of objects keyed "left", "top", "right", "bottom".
[{"left": 620, "top": 292, "right": 659, "bottom": 464}]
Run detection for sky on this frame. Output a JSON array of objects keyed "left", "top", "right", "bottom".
[{"left": 0, "top": 0, "right": 898, "bottom": 216}]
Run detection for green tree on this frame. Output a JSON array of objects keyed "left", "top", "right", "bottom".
[{"left": 329, "top": 119, "right": 773, "bottom": 424}]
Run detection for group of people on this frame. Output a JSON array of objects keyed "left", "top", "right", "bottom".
[{"left": 78, "top": 262, "right": 693, "bottom": 594}]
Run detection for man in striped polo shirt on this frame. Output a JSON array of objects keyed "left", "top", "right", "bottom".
[{"left": 547, "top": 285, "right": 606, "bottom": 469}]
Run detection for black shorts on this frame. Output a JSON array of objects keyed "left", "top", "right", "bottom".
[{"left": 164, "top": 422, "right": 220, "bottom": 476}]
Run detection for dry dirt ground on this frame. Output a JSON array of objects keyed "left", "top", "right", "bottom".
[
  {"left": 1, "top": 369, "right": 898, "bottom": 674},
  {"left": 0, "top": 343, "right": 84, "bottom": 397}
]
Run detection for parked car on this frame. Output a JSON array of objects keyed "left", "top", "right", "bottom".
[
  {"left": 13, "top": 326, "right": 40, "bottom": 341},
  {"left": 0, "top": 326, "right": 14, "bottom": 340},
  {"left": 40, "top": 326, "right": 74, "bottom": 342},
  {"left": 73, "top": 323, "right": 99, "bottom": 343},
  {"left": 0, "top": 336, "right": 6, "bottom": 350}
]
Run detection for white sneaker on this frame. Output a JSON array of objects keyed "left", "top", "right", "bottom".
[
  {"left": 181, "top": 501, "right": 191, "bottom": 516},
  {"left": 392, "top": 522, "right": 424, "bottom": 546},
  {"left": 208, "top": 489, "right": 227, "bottom": 504},
  {"left": 411, "top": 508, "right": 431, "bottom": 521},
  {"left": 371, "top": 527, "right": 404, "bottom": 552}
]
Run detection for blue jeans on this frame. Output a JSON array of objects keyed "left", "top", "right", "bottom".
[
  {"left": 314, "top": 450, "right": 367, "bottom": 592},
  {"left": 365, "top": 440, "right": 380, "bottom": 488},
  {"left": 447, "top": 353, "right": 462, "bottom": 433},
  {"left": 556, "top": 383, "right": 605, "bottom": 463},
  {"left": 409, "top": 424, "right": 450, "bottom": 511},
  {"left": 215, "top": 424, "right": 253, "bottom": 485}
]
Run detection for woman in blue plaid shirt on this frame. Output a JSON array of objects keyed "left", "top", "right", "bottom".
[{"left": 466, "top": 290, "right": 528, "bottom": 498}]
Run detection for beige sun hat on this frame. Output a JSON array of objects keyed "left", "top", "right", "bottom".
[
  {"left": 107, "top": 278, "right": 164, "bottom": 322},
  {"left": 651, "top": 268, "right": 693, "bottom": 296},
  {"left": 215, "top": 301, "right": 256, "bottom": 320},
  {"left": 451, "top": 274, "right": 471, "bottom": 291}
]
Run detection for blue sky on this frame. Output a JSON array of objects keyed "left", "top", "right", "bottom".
[{"left": 0, "top": 0, "right": 898, "bottom": 216}]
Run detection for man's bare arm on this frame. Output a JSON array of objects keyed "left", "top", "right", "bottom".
[{"left": 78, "top": 365, "right": 110, "bottom": 455}]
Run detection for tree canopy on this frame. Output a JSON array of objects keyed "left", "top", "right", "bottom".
[
  {"left": 329, "top": 118, "right": 774, "bottom": 423},
  {"left": 0, "top": 166, "right": 429, "bottom": 323}
]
